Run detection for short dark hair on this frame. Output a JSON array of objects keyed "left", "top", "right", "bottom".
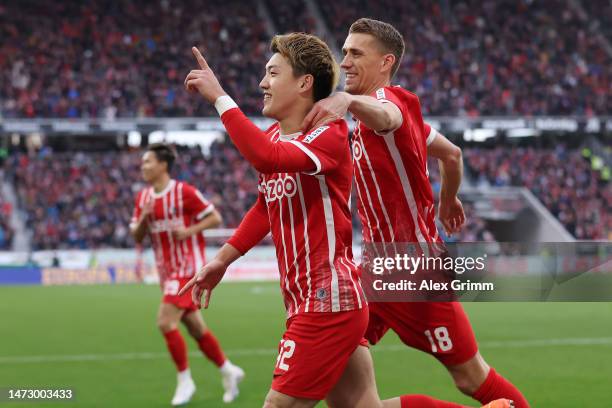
[
  {"left": 271, "top": 32, "right": 339, "bottom": 102},
  {"left": 349, "top": 18, "right": 405, "bottom": 78},
  {"left": 147, "top": 143, "right": 176, "bottom": 172}
]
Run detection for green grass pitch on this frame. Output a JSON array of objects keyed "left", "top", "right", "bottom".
[{"left": 0, "top": 282, "right": 610, "bottom": 407}]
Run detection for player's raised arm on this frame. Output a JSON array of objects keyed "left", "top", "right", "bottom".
[
  {"left": 344, "top": 93, "right": 403, "bottom": 133},
  {"left": 218, "top": 106, "right": 317, "bottom": 173},
  {"left": 302, "top": 92, "right": 402, "bottom": 134},
  {"left": 185, "top": 47, "right": 315, "bottom": 174},
  {"left": 184, "top": 47, "right": 227, "bottom": 103}
]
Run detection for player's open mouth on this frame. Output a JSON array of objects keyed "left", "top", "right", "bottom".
[{"left": 263, "top": 93, "right": 272, "bottom": 102}]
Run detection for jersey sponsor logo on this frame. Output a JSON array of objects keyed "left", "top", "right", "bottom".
[
  {"left": 149, "top": 217, "right": 184, "bottom": 233},
  {"left": 261, "top": 175, "right": 298, "bottom": 202},
  {"left": 376, "top": 88, "right": 386, "bottom": 100},
  {"left": 302, "top": 125, "right": 329, "bottom": 144}
]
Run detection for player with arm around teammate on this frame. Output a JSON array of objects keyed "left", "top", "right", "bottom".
[{"left": 301, "top": 18, "right": 527, "bottom": 408}]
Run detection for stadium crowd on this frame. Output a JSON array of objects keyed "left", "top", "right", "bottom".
[
  {"left": 3, "top": 141, "right": 259, "bottom": 250},
  {"left": 5, "top": 141, "right": 609, "bottom": 248},
  {"left": 0, "top": 0, "right": 268, "bottom": 119},
  {"left": 266, "top": 0, "right": 318, "bottom": 35},
  {"left": 1, "top": 0, "right": 609, "bottom": 248},
  {"left": 465, "top": 145, "right": 611, "bottom": 240},
  {"left": 0, "top": 195, "right": 13, "bottom": 250},
  {"left": 3, "top": 143, "right": 506, "bottom": 250},
  {"left": 317, "top": 0, "right": 610, "bottom": 116},
  {"left": 1, "top": 0, "right": 609, "bottom": 118}
]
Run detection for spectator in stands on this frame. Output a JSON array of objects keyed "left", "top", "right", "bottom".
[
  {"left": 4, "top": 139, "right": 259, "bottom": 250},
  {"left": 1, "top": 0, "right": 609, "bottom": 118},
  {"left": 317, "top": 0, "right": 610, "bottom": 116},
  {"left": 1, "top": 0, "right": 268, "bottom": 118},
  {"left": 464, "top": 145, "right": 610, "bottom": 240},
  {"left": 266, "top": 0, "right": 318, "bottom": 34},
  {"left": 4, "top": 141, "right": 608, "bottom": 248},
  {"left": 0, "top": 197, "right": 14, "bottom": 249}
]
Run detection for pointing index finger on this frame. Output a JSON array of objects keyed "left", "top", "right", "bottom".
[{"left": 192, "top": 47, "right": 209, "bottom": 70}]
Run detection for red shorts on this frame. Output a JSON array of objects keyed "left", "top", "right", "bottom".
[
  {"left": 366, "top": 302, "right": 478, "bottom": 366},
  {"left": 161, "top": 278, "right": 198, "bottom": 313},
  {"left": 271, "top": 307, "right": 369, "bottom": 400}
]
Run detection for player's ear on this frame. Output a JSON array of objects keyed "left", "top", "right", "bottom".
[
  {"left": 381, "top": 54, "right": 395, "bottom": 74},
  {"left": 299, "top": 74, "right": 314, "bottom": 92}
]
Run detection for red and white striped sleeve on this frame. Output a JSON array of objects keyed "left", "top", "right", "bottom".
[
  {"left": 423, "top": 122, "right": 439, "bottom": 146},
  {"left": 373, "top": 87, "right": 404, "bottom": 134},
  {"left": 183, "top": 184, "right": 215, "bottom": 220},
  {"left": 227, "top": 191, "right": 269, "bottom": 255},
  {"left": 288, "top": 119, "right": 349, "bottom": 175},
  {"left": 217, "top": 101, "right": 315, "bottom": 174}
]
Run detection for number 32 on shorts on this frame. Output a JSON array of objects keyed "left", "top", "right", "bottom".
[
  {"left": 424, "top": 327, "right": 453, "bottom": 353},
  {"left": 276, "top": 339, "right": 296, "bottom": 371}
]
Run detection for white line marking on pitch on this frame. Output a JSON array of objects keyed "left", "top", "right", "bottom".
[{"left": 1, "top": 337, "right": 611, "bottom": 364}]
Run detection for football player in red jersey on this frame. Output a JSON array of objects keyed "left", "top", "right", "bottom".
[
  {"left": 301, "top": 18, "right": 527, "bottom": 408},
  {"left": 130, "top": 143, "right": 244, "bottom": 405},
  {"left": 182, "top": 32, "right": 508, "bottom": 408},
  {"left": 183, "top": 33, "right": 371, "bottom": 408}
]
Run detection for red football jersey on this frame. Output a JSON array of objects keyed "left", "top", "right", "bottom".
[
  {"left": 352, "top": 86, "right": 441, "bottom": 244},
  {"left": 131, "top": 180, "right": 214, "bottom": 285},
  {"left": 257, "top": 121, "right": 364, "bottom": 318}
]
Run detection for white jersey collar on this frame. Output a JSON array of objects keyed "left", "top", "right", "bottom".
[{"left": 151, "top": 179, "right": 176, "bottom": 198}]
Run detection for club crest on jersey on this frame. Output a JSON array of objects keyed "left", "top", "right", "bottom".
[
  {"left": 316, "top": 288, "right": 328, "bottom": 300},
  {"left": 261, "top": 175, "right": 298, "bottom": 202},
  {"left": 352, "top": 139, "right": 363, "bottom": 160},
  {"left": 376, "top": 88, "right": 386, "bottom": 100},
  {"left": 303, "top": 126, "right": 329, "bottom": 144}
]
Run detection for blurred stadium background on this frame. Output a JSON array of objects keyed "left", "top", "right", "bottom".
[{"left": 0, "top": 0, "right": 610, "bottom": 407}]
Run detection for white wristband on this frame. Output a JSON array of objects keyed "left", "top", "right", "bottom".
[{"left": 214, "top": 95, "right": 238, "bottom": 116}]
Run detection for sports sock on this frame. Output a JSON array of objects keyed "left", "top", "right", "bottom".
[
  {"left": 163, "top": 329, "right": 188, "bottom": 372},
  {"left": 197, "top": 330, "right": 226, "bottom": 367},
  {"left": 472, "top": 367, "right": 529, "bottom": 408},
  {"left": 400, "top": 395, "right": 466, "bottom": 407},
  {"left": 178, "top": 368, "right": 192, "bottom": 382},
  {"left": 220, "top": 360, "right": 236, "bottom": 376}
]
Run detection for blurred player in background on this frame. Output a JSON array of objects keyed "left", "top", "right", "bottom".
[
  {"left": 182, "top": 33, "right": 506, "bottom": 408},
  {"left": 130, "top": 143, "right": 244, "bottom": 405},
  {"left": 301, "top": 18, "right": 527, "bottom": 408}
]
